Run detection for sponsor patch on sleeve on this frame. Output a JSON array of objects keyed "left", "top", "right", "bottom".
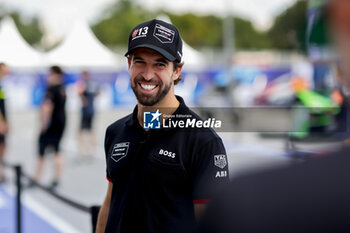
[{"left": 214, "top": 154, "right": 227, "bottom": 169}]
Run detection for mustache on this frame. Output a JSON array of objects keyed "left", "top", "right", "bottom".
[{"left": 134, "top": 76, "right": 161, "bottom": 85}]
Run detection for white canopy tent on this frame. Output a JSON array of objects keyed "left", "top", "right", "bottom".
[
  {"left": 0, "top": 17, "right": 44, "bottom": 68},
  {"left": 46, "top": 20, "right": 125, "bottom": 71},
  {"left": 182, "top": 42, "right": 206, "bottom": 70}
]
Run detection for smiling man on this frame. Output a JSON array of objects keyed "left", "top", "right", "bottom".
[{"left": 96, "top": 19, "right": 229, "bottom": 233}]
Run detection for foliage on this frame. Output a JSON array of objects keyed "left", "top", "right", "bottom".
[
  {"left": 168, "top": 13, "right": 223, "bottom": 48},
  {"left": 92, "top": 0, "right": 156, "bottom": 46},
  {"left": 92, "top": 1, "right": 272, "bottom": 50},
  {"left": 234, "top": 17, "right": 272, "bottom": 50},
  {"left": 267, "top": 0, "right": 308, "bottom": 52},
  {"left": 0, "top": 10, "right": 43, "bottom": 47},
  {"left": 0, "top": 0, "right": 309, "bottom": 52},
  {"left": 10, "top": 12, "right": 43, "bottom": 47}
]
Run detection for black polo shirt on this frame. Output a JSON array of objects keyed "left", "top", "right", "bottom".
[
  {"left": 0, "top": 85, "right": 6, "bottom": 122},
  {"left": 44, "top": 84, "right": 66, "bottom": 135},
  {"left": 104, "top": 96, "right": 229, "bottom": 233}
]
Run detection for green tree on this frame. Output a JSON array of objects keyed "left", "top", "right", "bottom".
[
  {"left": 92, "top": 0, "right": 155, "bottom": 46},
  {"left": 234, "top": 17, "right": 272, "bottom": 50},
  {"left": 168, "top": 13, "right": 223, "bottom": 48},
  {"left": 0, "top": 11, "right": 43, "bottom": 47},
  {"left": 92, "top": 0, "right": 273, "bottom": 50},
  {"left": 268, "top": 0, "right": 308, "bottom": 52}
]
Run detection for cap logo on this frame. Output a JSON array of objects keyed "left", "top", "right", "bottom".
[
  {"left": 153, "top": 24, "right": 174, "bottom": 44},
  {"left": 132, "top": 29, "right": 139, "bottom": 38},
  {"left": 132, "top": 26, "right": 149, "bottom": 40}
]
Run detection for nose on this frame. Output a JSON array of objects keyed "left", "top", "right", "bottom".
[{"left": 142, "top": 65, "right": 154, "bottom": 81}]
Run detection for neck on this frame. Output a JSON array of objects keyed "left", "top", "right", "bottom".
[{"left": 137, "top": 94, "right": 180, "bottom": 127}]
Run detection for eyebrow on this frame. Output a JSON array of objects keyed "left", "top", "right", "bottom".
[
  {"left": 133, "top": 56, "right": 169, "bottom": 64},
  {"left": 155, "top": 58, "right": 169, "bottom": 64},
  {"left": 133, "top": 56, "right": 144, "bottom": 61}
]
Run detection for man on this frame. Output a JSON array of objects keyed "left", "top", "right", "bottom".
[
  {"left": 96, "top": 19, "right": 229, "bottom": 233},
  {"left": 0, "top": 63, "right": 9, "bottom": 183},
  {"left": 198, "top": 1, "right": 350, "bottom": 232},
  {"left": 77, "top": 70, "right": 99, "bottom": 160},
  {"left": 32, "top": 66, "right": 66, "bottom": 188}
]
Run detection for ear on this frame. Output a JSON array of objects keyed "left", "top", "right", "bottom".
[
  {"left": 173, "top": 63, "right": 183, "bottom": 81},
  {"left": 127, "top": 57, "right": 132, "bottom": 71}
]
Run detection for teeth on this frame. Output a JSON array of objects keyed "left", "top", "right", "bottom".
[{"left": 141, "top": 84, "right": 156, "bottom": 90}]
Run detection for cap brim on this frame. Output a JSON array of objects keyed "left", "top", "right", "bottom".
[{"left": 125, "top": 44, "right": 176, "bottom": 62}]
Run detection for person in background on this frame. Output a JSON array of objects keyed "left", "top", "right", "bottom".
[
  {"left": 32, "top": 65, "right": 66, "bottom": 189},
  {"left": 197, "top": 1, "right": 350, "bottom": 232},
  {"left": 76, "top": 70, "right": 99, "bottom": 161},
  {"left": 0, "top": 63, "right": 9, "bottom": 183}
]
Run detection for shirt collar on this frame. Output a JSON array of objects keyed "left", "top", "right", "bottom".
[{"left": 126, "top": 95, "right": 189, "bottom": 131}]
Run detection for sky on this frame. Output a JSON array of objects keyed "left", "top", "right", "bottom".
[{"left": 0, "top": 0, "right": 297, "bottom": 44}]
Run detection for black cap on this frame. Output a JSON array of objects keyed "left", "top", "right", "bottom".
[{"left": 125, "top": 19, "right": 183, "bottom": 62}]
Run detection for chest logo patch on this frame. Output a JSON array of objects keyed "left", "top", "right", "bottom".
[
  {"left": 214, "top": 155, "right": 227, "bottom": 169},
  {"left": 159, "top": 149, "right": 176, "bottom": 159},
  {"left": 111, "top": 142, "right": 130, "bottom": 163}
]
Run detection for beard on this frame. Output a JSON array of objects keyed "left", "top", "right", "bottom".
[{"left": 131, "top": 74, "right": 173, "bottom": 106}]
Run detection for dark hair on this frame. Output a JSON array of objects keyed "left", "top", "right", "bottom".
[
  {"left": 50, "top": 65, "right": 63, "bottom": 76},
  {"left": 173, "top": 61, "right": 184, "bottom": 85}
]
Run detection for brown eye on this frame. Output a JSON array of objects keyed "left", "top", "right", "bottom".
[
  {"left": 134, "top": 60, "right": 145, "bottom": 65},
  {"left": 156, "top": 63, "right": 166, "bottom": 67}
]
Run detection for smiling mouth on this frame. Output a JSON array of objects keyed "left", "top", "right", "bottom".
[{"left": 140, "top": 83, "right": 157, "bottom": 91}]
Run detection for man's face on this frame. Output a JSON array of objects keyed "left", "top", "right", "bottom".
[
  {"left": 81, "top": 72, "right": 90, "bottom": 82},
  {"left": 128, "top": 48, "right": 180, "bottom": 106},
  {"left": 47, "top": 71, "right": 61, "bottom": 85}
]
